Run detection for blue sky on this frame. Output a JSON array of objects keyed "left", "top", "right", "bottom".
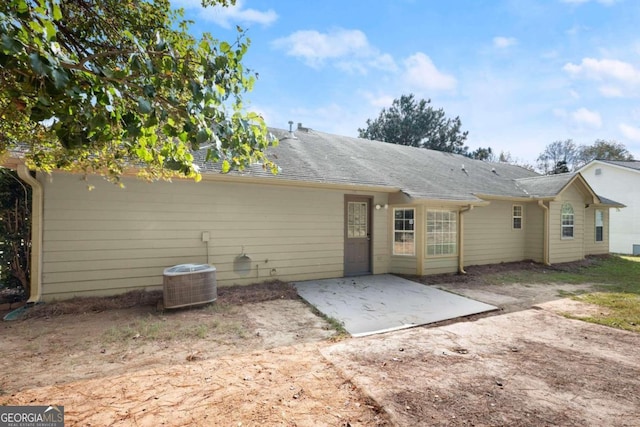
[{"left": 174, "top": 0, "right": 640, "bottom": 164}]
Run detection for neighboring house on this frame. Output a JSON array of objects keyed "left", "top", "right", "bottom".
[
  {"left": 579, "top": 160, "right": 640, "bottom": 255},
  {"left": 2, "top": 126, "right": 623, "bottom": 301}
]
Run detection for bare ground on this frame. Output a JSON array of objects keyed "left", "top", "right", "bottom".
[
  {"left": 323, "top": 304, "right": 640, "bottom": 427},
  {"left": 1, "top": 267, "right": 639, "bottom": 426}
]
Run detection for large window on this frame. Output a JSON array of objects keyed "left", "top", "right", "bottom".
[
  {"left": 426, "top": 210, "right": 457, "bottom": 256},
  {"left": 512, "top": 205, "right": 523, "bottom": 230},
  {"left": 393, "top": 208, "right": 415, "bottom": 255},
  {"left": 595, "top": 210, "right": 604, "bottom": 242},
  {"left": 561, "top": 203, "right": 574, "bottom": 239}
]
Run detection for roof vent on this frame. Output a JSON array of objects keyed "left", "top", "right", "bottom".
[
  {"left": 297, "top": 122, "right": 311, "bottom": 132},
  {"left": 287, "top": 120, "right": 297, "bottom": 139},
  {"left": 595, "top": 168, "right": 602, "bottom": 176},
  {"left": 491, "top": 167, "right": 497, "bottom": 174}
]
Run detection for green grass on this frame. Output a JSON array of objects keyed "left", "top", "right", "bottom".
[
  {"left": 486, "top": 255, "right": 640, "bottom": 294},
  {"left": 300, "top": 299, "right": 349, "bottom": 338},
  {"left": 570, "top": 292, "right": 640, "bottom": 333},
  {"left": 487, "top": 255, "right": 640, "bottom": 332}
]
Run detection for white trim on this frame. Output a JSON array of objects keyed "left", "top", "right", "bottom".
[{"left": 392, "top": 207, "right": 415, "bottom": 256}]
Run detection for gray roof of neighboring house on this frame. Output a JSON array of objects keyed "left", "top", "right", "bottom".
[
  {"left": 196, "top": 127, "right": 542, "bottom": 202},
  {"left": 596, "top": 160, "right": 640, "bottom": 171}
]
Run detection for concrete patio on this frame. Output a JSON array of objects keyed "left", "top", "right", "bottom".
[{"left": 293, "top": 274, "right": 497, "bottom": 337}]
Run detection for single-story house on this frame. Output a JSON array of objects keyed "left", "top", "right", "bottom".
[
  {"left": 2, "top": 125, "right": 624, "bottom": 302},
  {"left": 579, "top": 159, "right": 640, "bottom": 255}
]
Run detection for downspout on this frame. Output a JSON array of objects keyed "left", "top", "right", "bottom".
[
  {"left": 17, "top": 165, "right": 43, "bottom": 303},
  {"left": 538, "top": 200, "right": 550, "bottom": 266},
  {"left": 458, "top": 205, "right": 474, "bottom": 274}
]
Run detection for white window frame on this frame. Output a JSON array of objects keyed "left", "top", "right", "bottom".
[
  {"left": 426, "top": 210, "right": 458, "bottom": 257},
  {"left": 595, "top": 209, "right": 604, "bottom": 242},
  {"left": 512, "top": 205, "right": 523, "bottom": 230},
  {"left": 561, "top": 203, "right": 574, "bottom": 239},
  {"left": 393, "top": 208, "right": 415, "bottom": 256}
]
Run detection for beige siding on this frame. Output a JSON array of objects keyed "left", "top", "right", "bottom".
[
  {"left": 548, "top": 185, "right": 587, "bottom": 264},
  {"left": 584, "top": 207, "right": 609, "bottom": 255},
  {"left": 39, "top": 173, "right": 389, "bottom": 299},
  {"left": 423, "top": 256, "right": 457, "bottom": 275},
  {"left": 372, "top": 198, "right": 390, "bottom": 274},
  {"left": 524, "top": 203, "right": 545, "bottom": 262},
  {"left": 463, "top": 201, "right": 527, "bottom": 266},
  {"left": 389, "top": 256, "right": 418, "bottom": 275}
]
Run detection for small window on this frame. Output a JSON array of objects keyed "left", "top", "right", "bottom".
[
  {"left": 561, "top": 203, "right": 574, "bottom": 239},
  {"left": 595, "top": 210, "right": 604, "bottom": 242},
  {"left": 512, "top": 205, "right": 523, "bottom": 230},
  {"left": 426, "top": 210, "right": 457, "bottom": 256},
  {"left": 393, "top": 208, "right": 415, "bottom": 255}
]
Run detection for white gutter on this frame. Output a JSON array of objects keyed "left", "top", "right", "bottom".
[
  {"left": 458, "top": 205, "right": 474, "bottom": 274},
  {"left": 16, "top": 165, "right": 43, "bottom": 303},
  {"left": 538, "top": 200, "right": 550, "bottom": 266}
]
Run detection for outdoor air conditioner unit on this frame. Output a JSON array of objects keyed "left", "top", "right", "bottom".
[{"left": 163, "top": 264, "right": 217, "bottom": 309}]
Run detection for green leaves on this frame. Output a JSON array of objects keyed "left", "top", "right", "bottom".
[
  {"left": 137, "top": 97, "right": 153, "bottom": 114},
  {"left": 28, "top": 52, "right": 48, "bottom": 75},
  {"left": 0, "top": 0, "right": 277, "bottom": 182}
]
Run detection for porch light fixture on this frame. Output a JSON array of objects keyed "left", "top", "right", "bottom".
[{"left": 375, "top": 204, "right": 389, "bottom": 210}]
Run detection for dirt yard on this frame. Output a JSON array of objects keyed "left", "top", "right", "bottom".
[
  {"left": 0, "top": 283, "right": 387, "bottom": 425},
  {"left": 1, "top": 273, "right": 639, "bottom": 426},
  {"left": 324, "top": 302, "right": 640, "bottom": 426}
]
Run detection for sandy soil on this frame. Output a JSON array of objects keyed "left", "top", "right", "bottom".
[
  {"left": 323, "top": 304, "right": 640, "bottom": 427},
  {"left": 1, "top": 267, "right": 638, "bottom": 426}
]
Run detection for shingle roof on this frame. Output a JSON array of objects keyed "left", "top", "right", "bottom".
[
  {"left": 196, "top": 127, "right": 541, "bottom": 202},
  {"left": 597, "top": 160, "right": 640, "bottom": 171},
  {"left": 188, "top": 127, "right": 628, "bottom": 206},
  {"left": 515, "top": 172, "right": 576, "bottom": 198}
]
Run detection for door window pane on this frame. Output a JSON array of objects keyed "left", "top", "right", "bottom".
[{"left": 347, "top": 202, "right": 368, "bottom": 238}]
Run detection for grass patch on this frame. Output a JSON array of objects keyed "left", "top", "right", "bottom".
[
  {"left": 485, "top": 255, "right": 640, "bottom": 333},
  {"left": 556, "top": 289, "right": 589, "bottom": 298},
  {"left": 102, "top": 315, "right": 217, "bottom": 343},
  {"left": 568, "top": 292, "right": 640, "bottom": 333},
  {"left": 485, "top": 255, "right": 640, "bottom": 294},
  {"left": 299, "top": 299, "right": 349, "bottom": 338}
]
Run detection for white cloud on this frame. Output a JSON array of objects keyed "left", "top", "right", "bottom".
[
  {"left": 272, "top": 28, "right": 397, "bottom": 73},
  {"left": 563, "top": 57, "right": 640, "bottom": 97},
  {"left": 598, "top": 85, "right": 624, "bottom": 97},
  {"left": 172, "top": 0, "right": 277, "bottom": 28},
  {"left": 402, "top": 53, "right": 457, "bottom": 92},
  {"left": 554, "top": 107, "right": 602, "bottom": 129},
  {"left": 620, "top": 123, "right": 640, "bottom": 141},
  {"left": 571, "top": 107, "right": 602, "bottom": 128},
  {"left": 493, "top": 36, "right": 517, "bottom": 49},
  {"left": 564, "top": 58, "right": 640, "bottom": 83}
]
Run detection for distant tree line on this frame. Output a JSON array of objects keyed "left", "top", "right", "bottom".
[{"left": 535, "top": 139, "right": 634, "bottom": 174}]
